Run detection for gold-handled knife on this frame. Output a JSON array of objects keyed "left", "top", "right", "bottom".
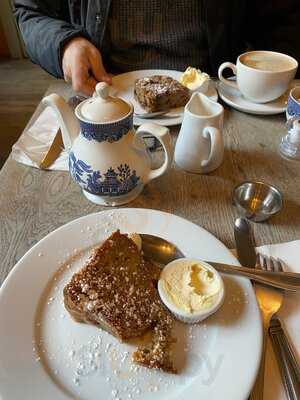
[
  {"left": 38, "top": 94, "right": 89, "bottom": 169},
  {"left": 38, "top": 95, "right": 87, "bottom": 170},
  {"left": 38, "top": 129, "right": 64, "bottom": 170}
]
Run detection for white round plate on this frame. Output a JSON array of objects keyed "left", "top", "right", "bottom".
[
  {"left": 112, "top": 70, "right": 218, "bottom": 126},
  {"left": 0, "top": 209, "right": 261, "bottom": 400},
  {"left": 217, "top": 79, "right": 299, "bottom": 115}
]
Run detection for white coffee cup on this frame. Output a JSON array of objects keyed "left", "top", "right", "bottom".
[
  {"left": 174, "top": 92, "right": 224, "bottom": 174},
  {"left": 218, "top": 50, "right": 298, "bottom": 103}
]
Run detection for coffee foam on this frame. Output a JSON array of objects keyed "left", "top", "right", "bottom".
[{"left": 241, "top": 52, "right": 295, "bottom": 72}]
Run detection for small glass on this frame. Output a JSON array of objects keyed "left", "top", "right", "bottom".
[
  {"left": 279, "top": 116, "right": 300, "bottom": 161},
  {"left": 280, "top": 86, "right": 300, "bottom": 161}
]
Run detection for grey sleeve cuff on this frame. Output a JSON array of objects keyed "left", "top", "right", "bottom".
[{"left": 14, "top": 5, "right": 91, "bottom": 78}]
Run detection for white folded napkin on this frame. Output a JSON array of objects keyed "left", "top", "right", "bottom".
[
  {"left": 255, "top": 240, "right": 300, "bottom": 400},
  {"left": 11, "top": 106, "right": 69, "bottom": 171}
]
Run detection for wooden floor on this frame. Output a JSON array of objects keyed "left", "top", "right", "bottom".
[{"left": 0, "top": 58, "right": 56, "bottom": 168}]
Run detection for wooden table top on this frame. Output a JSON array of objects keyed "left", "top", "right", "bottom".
[{"left": 1, "top": 81, "right": 300, "bottom": 286}]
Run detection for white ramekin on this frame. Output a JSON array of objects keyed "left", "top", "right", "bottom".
[{"left": 158, "top": 258, "right": 225, "bottom": 324}]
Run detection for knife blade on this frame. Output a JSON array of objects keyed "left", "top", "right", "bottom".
[
  {"left": 38, "top": 128, "right": 64, "bottom": 169},
  {"left": 234, "top": 217, "right": 257, "bottom": 268},
  {"left": 38, "top": 96, "right": 86, "bottom": 170},
  {"left": 234, "top": 217, "right": 264, "bottom": 400}
]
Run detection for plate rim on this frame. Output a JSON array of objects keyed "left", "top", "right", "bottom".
[
  {"left": 112, "top": 69, "right": 218, "bottom": 126},
  {"left": 0, "top": 208, "right": 262, "bottom": 400}
]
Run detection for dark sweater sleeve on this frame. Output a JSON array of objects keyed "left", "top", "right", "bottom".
[
  {"left": 13, "top": 0, "right": 90, "bottom": 78},
  {"left": 245, "top": 0, "right": 300, "bottom": 77}
]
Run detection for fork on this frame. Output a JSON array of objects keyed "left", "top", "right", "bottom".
[
  {"left": 250, "top": 254, "right": 284, "bottom": 400},
  {"left": 265, "top": 257, "right": 300, "bottom": 400},
  {"left": 251, "top": 255, "right": 300, "bottom": 400}
]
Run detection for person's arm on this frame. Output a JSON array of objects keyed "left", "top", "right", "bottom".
[
  {"left": 13, "top": 0, "right": 90, "bottom": 78},
  {"left": 14, "top": 0, "right": 111, "bottom": 95},
  {"left": 245, "top": 0, "right": 300, "bottom": 75}
]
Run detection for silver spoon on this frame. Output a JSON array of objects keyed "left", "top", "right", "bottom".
[
  {"left": 134, "top": 110, "right": 182, "bottom": 119},
  {"left": 140, "top": 234, "right": 184, "bottom": 265},
  {"left": 139, "top": 234, "right": 300, "bottom": 292}
]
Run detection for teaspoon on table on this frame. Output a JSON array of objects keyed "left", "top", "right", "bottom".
[{"left": 139, "top": 234, "right": 300, "bottom": 292}]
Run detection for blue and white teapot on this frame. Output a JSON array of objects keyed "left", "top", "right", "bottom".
[{"left": 43, "top": 83, "right": 173, "bottom": 205}]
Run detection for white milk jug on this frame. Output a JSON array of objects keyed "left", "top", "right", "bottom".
[{"left": 174, "top": 92, "right": 224, "bottom": 173}]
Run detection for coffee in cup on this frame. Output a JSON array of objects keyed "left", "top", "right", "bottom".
[
  {"left": 218, "top": 51, "right": 298, "bottom": 103},
  {"left": 240, "top": 52, "right": 294, "bottom": 72}
]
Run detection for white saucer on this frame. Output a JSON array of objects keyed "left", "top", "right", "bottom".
[{"left": 217, "top": 80, "right": 299, "bottom": 115}]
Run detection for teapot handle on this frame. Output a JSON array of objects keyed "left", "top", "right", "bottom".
[{"left": 135, "top": 123, "right": 173, "bottom": 183}]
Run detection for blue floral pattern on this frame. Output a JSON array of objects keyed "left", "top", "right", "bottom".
[
  {"left": 80, "top": 112, "right": 133, "bottom": 143},
  {"left": 69, "top": 152, "right": 140, "bottom": 196},
  {"left": 287, "top": 95, "right": 300, "bottom": 118}
]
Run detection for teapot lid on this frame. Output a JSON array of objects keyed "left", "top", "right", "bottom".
[{"left": 80, "top": 82, "right": 130, "bottom": 123}]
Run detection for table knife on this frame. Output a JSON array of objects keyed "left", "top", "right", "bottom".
[
  {"left": 38, "top": 128, "right": 64, "bottom": 169},
  {"left": 234, "top": 217, "right": 262, "bottom": 399},
  {"left": 38, "top": 96, "right": 86, "bottom": 170},
  {"left": 234, "top": 217, "right": 256, "bottom": 268}
]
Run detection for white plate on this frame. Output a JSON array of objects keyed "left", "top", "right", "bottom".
[
  {"left": 0, "top": 209, "right": 261, "bottom": 400},
  {"left": 217, "top": 79, "right": 299, "bottom": 115},
  {"left": 112, "top": 70, "right": 218, "bottom": 126}
]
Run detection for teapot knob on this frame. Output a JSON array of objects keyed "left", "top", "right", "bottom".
[{"left": 95, "top": 82, "right": 110, "bottom": 99}]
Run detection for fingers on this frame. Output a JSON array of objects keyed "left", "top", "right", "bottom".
[
  {"left": 64, "top": 60, "right": 97, "bottom": 96},
  {"left": 88, "top": 49, "right": 112, "bottom": 85},
  {"left": 71, "top": 64, "right": 98, "bottom": 96},
  {"left": 62, "top": 37, "right": 112, "bottom": 96},
  {"left": 76, "top": 76, "right": 98, "bottom": 97}
]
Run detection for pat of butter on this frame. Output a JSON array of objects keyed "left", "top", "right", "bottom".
[
  {"left": 160, "top": 261, "right": 221, "bottom": 313},
  {"left": 180, "top": 67, "right": 210, "bottom": 91},
  {"left": 127, "top": 233, "right": 142, "bottom": 251}
]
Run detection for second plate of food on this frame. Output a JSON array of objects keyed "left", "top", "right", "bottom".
[
  {"left": 112, "top": 69, "right": 218, "bottom": 126},
  {"left": 0, "top": 208, "right": 261, "bottom": 400}
]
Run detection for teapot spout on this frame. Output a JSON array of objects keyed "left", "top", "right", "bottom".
[{"left": 42, "top": 94, "right": 80, "bottom": 149}]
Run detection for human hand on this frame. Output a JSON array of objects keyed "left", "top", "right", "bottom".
[{"left": 62, "top": 37, "right": 112, "bottom": 96}]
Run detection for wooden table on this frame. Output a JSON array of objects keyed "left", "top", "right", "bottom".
[{"left": 1, "top": 81, "right": 300, "bottom": 286}]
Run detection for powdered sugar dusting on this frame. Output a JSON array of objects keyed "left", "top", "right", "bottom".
[{"left": 32, "top": 211, "right": 248, "bottom": 399}]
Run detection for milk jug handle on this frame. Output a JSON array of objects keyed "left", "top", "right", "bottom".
[
  {"left": 201, "top": 126, "right": 222, "bottom": 168},
  {"left": 218, "top": 62, "right": 238, "bottom": 90},
  {"left": 135, "top": 123, "right": 173, "bottom": 183}
]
